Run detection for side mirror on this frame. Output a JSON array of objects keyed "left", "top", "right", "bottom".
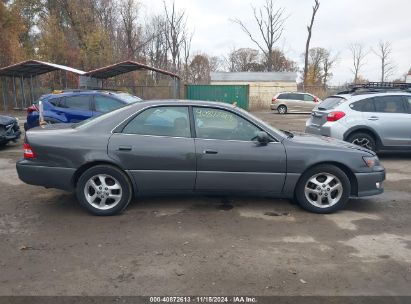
[{"left": 255, "top": 131, "right": 271, "bottom": 145}]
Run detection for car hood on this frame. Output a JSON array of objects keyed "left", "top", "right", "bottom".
[
  {"left": 287, "top": 132, "right": 375, "bottom": 156},
  {"left": 0, "top": 115, "right": 17, "bottom": 126}
]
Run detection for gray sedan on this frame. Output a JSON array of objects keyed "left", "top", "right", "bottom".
[{"left": 16, "top": 100, "right": 385, "bottom": 215}]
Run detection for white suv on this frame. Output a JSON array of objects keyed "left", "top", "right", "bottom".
[{"left": 305, "top": 88, "right": 411, "bottom": 152}]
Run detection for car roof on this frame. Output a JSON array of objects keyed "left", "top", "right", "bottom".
[
  {"left": 41, "top": 90, "right": 137, "bottom": 100},
  {"left": 332, "top": 91, "right": 411, "bottom": 102},
  {"left": 134, "top": 99, "right": 238, "bottom": 109}
]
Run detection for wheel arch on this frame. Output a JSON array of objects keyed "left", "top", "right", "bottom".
[
  {"left": 343, "top": 126, "right": 382, "bottom": 149},
  {"left": 72, "top": 161, "right": 137, "bottom": 193},
  {"left": 295, "top": 161, "right": 358, "bottom": 197}
]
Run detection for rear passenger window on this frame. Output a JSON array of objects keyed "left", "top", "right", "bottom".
[
  {"left": 94, "top": 95, "right": 123, "bottom": 113},
  {"left": 351, "top": 98, "right": 375, "bottom": 112},
  {"left": 278, "top": 94, "right": 289, "bottom": 99},
  {"left": 374, "top": 96, "right": 407, "bottom": 114},
  {"left": 405, "top": 96, "right": 411, "bottom": 113},
  {"left": 65, "top": 95, "right": 91, "bottom": 110},
  {"left": 123, "top": 106, "right": 191, "bottom": 138},
  {"left": 289, "top": 93, "right": 304, "bottom": 100},
  {"left": 49, "top": 97, "right": 64, "bottom": 107}
]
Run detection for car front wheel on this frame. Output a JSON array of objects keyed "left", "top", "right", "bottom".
[
  {"left": 76, "top": 165, "right": 133, "bottom": 216},
  {"left": 295, "top": 165, "right": 351, "bottom": 214}
]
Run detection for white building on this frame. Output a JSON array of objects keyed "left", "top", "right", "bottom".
[{"left": 210, "top": 72, "right": 297, "bottom": 110}]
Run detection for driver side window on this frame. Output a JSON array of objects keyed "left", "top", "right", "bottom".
[{"left": 193, "top": 107, "right": 261, "bottom": 141}]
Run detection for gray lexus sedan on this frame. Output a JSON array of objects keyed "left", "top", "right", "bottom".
[{"left": 16, "top": 100, "right": 385, "bottom": 216}]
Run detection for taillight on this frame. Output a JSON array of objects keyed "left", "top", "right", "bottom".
[
  {"left": 27, "top": 105, "right": 38, "bottom": 115},
  {"left": 327, "top": 111, "right": 346, "bottom": 122},
  {"left": 23, "top": 143, "right": 36, "bottom": 159},
  {"left": 314, "top": 96, "right": 319, "bottom": 102},
  {"left": 272, "top": 97, "right": 277, "bottom": 102}
]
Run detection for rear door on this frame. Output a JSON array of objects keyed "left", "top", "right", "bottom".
[
  {"left": 108, "top": 106, "right": 196, "bottom": 192},
  {"left": 61, "top": 94, "right": 93, "bottom": 123},
  {"left": 192, "top": 106, "right": 286, "bottom": 193},
  {"left": 366, "top": 95, "right": 411, "bottom": 147}
]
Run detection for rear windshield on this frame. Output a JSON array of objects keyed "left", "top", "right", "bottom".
[
  {"left": 317, "top": 96, "right": 346, "bottom": 110},
  {"left": 113, "top": 92, "right": 143, "bottom": 104}
]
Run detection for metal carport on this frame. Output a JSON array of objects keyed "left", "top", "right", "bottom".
[{"left": 0, "top": 60, "right": 85, "bottom": 110}]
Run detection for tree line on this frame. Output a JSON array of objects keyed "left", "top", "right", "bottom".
[{"left": 0, "top": 0, "right": 408, "bottom": 87}]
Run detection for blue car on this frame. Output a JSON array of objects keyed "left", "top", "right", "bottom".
[{"left": 25, "top": 90, "right": 143, "bottom": 130}]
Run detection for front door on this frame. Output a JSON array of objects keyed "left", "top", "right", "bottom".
[
  {"left": 192, "top": 106, "right": 287, "bottom": 193},
  {"left": 108, "top": 106, "right": 196, "bottom": 192}
]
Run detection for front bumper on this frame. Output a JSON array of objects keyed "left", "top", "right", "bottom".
[
  {"left": 354, "top": 169, "right": 385, "bottom": 197},
  {"left": 16, "top": 160, "right": 76, "bottom": 191},
  {"left": 0, "top": 130, "right": 21, "bottom": 144}
]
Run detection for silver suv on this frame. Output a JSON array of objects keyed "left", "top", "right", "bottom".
[
  {"left": 305, "top": 90, "right": 411, "bottom": 152},
  {"left": 271, "top": 92, "right": 321, "bottom": 114}
]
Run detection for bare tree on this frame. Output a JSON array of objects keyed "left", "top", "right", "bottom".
[
  {"left": 232, "top": 0, "right": 287, "bottom": 71},
  {"left": 119, "top": 0, "right": 141, "bottom": 60},
  {"left": 349, "top": 43, "right": 368, "bottom": 84},
  {"left": 303, "top": 0, "right": 320, "bottom": 85},
  {"left": 373, "top": 41, "right": 395, "bottom": 82},
  {"left": 181, "top": 31, "right": 193, "bottom": 82},
  {"left": 322, "top": 49, "right": 338, "bottom": 86},
  {"left": 164, "top": 1, "right": 187, "bottom": 73},
  {"left": 226, "top": 48, "right": 260, "bottom": 72}
]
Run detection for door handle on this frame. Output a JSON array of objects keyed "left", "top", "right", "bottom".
[
  {"left": 203, "top": 149, "right": 218, "bottom": 154},
  {"left": 118, "top": 145, "right": 132, "bottom": 151},
  {"left": 368, "top": 116, "right": 379, "bottom": 121}
]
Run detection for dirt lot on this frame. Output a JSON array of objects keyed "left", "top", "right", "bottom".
[{"left": 0, "top": 111, "right": 410, "bottom": 296}]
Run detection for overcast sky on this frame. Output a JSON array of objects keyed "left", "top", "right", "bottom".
[{"left": 139, "top": 0, "right": 410, "bottom": 85}]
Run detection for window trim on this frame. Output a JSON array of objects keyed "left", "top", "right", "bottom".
[
  {"left": 120, "top": 105, "right": 192, "bottom": 138},
  {"left": 112, "top": 104, "right": 282, "bottom": 143}
]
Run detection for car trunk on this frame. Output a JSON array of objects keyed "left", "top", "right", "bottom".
[{"left": 307, "top": 96, "right": 347, "bottom": 127}]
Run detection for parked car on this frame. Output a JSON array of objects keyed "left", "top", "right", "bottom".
[
  {"left": 0, "top": 115, "right": 21, "bottom": 146},
  {"left": 24, "top": 90, "right": 143, "bottom": 130},
  {"left": 305, "top": 84, "right": 411, "bottom": 152},
  {"left": 17, "top": 100, "right": 385, "bottom": 216},
  {"left": 271, "top": 92, "right": 321, "bottom": 114}
]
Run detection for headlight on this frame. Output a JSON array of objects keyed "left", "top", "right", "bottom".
[{"left": 363, "top": 156, "right": 380, "bottom": 167}]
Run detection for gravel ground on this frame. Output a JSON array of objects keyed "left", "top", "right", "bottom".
[{"left": 0, "top": 111, "right": 410, "bottom": 296}]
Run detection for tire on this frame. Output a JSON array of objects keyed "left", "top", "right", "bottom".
[
  {"left": 295, "top": 165, "right": 351, "bottom": 214},
  {"left": 347, "top": 132, "right": 377, "bottom": 152},
  {"left": 277, "top": 105, "right": 287, "bottom": 114},
  {"left": 76, "top": 165, "right": 133, "bottom": 216}
]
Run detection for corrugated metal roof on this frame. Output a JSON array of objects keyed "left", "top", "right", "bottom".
[
  {"left": 0, "top": 60, "right": 86, "bottom": 77},
  {"left": 84, "top": 60, "right": 180, "bottom": 79},
  {"left": 211, "top": 72, "right": 297, "bottom": 82}
]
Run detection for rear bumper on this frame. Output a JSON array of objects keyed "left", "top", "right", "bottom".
[
  {"left": 354, "top": 170, "right": 385, "bottom": 197},
  {"left": 270, "top": 104, "right": 278, "bottom": 110},
  {"left": 16, "top": 160, "right": 75, "bottom": 191},
  {"left": 305, "top": 124, "right": 331, "bottom": 137}
]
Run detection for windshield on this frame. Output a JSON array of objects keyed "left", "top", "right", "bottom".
[
  {"left": 113, "top": 92, "right": 143, "bottom": 104},
  {"left": 316, "top": 96, "right": 346, "bottom": 110},
  {"left": 237, "top": 108, "right": 286, "bottom": 139}
]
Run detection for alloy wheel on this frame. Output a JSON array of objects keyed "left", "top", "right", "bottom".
[
  {"left": 352, "top": 137, "right": 373, "bottom": 150},
  {"left": 83, "top": 174, "right": 123, "bottom": 210},
  {"left": 304, "top": 172, "right": 343, "bottom": 208}
]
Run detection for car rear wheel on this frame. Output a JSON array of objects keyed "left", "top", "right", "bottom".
[
  {"left": 295, "top": 165, "right": 351, "bottom": 214},
  {"left": 347, "top": 132, "right": 377, "bottom": 152},
  {"left": 76, "top": 165, "right": 133, "bottom": 216},
  {"left": 277, "top": 105, "right": 287, "bottom": 114}
]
